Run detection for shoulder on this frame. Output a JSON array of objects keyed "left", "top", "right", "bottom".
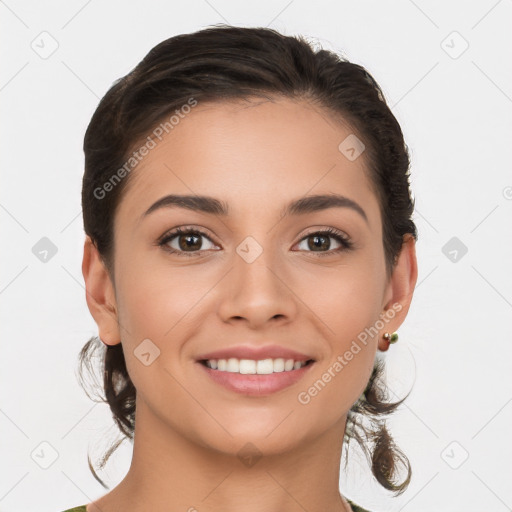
[{"left": 59, "top": 506, "right": 87, "bottom": 512}]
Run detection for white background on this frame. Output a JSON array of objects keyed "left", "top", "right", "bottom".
[{"left": 1, "top": 1, "right": 511, "bottom": 511}]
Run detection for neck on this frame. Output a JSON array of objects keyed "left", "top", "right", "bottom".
[{"left": 88, "top": 397, "right": 353, "bottom": 512}]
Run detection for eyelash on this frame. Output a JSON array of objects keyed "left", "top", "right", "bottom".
[{"left": 157, "top": 226, "right": 354, "bottom": 258}]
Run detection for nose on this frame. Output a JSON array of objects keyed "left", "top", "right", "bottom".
[{"left": 217, "top": 248, "right": 298, "bottom": 330}]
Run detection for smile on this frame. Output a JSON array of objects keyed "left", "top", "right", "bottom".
[
  {"left": 197, "top": 358, "right": 316, "bottom": 396},
  {"left": 201, "top": 357, "right": 313, "bottom": 374}
]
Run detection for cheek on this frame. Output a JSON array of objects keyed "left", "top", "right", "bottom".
[
  {"left": 295, "top": 260, "right": 383, "bottom": 407},
  {"left": 115, "top": 255, "right": 216, "bottom": 340},
  {"left": 296, "top": 290, "right": 378, "bottom": 422},
  {"left": 302, "top": 256, "right": 384, "bottom": 345},
  {"left": 113, "top": 260, "right": 221, "bottom": 389}
]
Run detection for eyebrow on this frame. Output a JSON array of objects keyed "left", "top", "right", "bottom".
[{"left": 141, "top": 193, "right": 368, "bottom": 224}]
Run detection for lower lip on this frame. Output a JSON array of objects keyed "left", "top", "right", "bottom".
[{"left": 196, "top": 361, "right": 315, "bottom": 396}]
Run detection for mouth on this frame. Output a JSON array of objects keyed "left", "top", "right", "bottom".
[
  {"left": 196, "top": 357, "right": 316, "bottom": 396},
  {"left": 198, "top": 357, "right": 315, "bottom": 374}
]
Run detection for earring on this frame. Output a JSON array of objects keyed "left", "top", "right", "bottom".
[{"left": 382, "top": 332, "right": 398, "bottom": 344}]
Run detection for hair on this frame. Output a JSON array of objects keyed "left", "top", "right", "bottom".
[{"left": 78, "top": 24, "right": 417, "bottom": 495}]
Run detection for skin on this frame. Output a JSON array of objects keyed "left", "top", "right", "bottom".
[{"left": 82, "top": 96, "right": 417, "bottom": 512}]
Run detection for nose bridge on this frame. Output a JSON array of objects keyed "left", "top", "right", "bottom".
[
  {"left": 236, "top": 235, "right": 280, "bottom": 287},
  {"left": 234, "top": 233, "right": 284, "bottom": 298},
  {"left": 217, "top": 233, "right": 297, "bottom": 326}
]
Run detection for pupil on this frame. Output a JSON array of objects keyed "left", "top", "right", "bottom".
[
  {"left": 180, "top": 234, "right": 201, "bottom": 251},
  {"left": 309, "top": 235, "right": 329, "bottom": 251}
]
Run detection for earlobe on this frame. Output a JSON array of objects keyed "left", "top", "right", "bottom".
[
  {"left": 82, "top": 236, "right": 121, "bottom": 346},
  {"left": 378, "top": 234, "right": 418, "bottom": 352}
]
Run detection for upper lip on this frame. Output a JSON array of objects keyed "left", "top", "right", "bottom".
[{"left": 197, "top": 345, "right": 314, "bottom": 362}]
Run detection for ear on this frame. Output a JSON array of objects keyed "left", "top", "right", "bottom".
[
  {"left": 378, "top": 234, "right": 418, "bottom": 352},
  {"left": 82, "top": 235, "right": 121, "bottom": 346}
]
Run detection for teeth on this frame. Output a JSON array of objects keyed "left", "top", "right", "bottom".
[
  {"left": 257, "top": 359, "right": 273, "bottom": 374},
  {"left": 240, "top": 359, "right": 256, "bottom": 374},
  {"left": 226, "top": 358, "right": 239, "bottom": 373},
  {"left": 204, "top": 357, "right": 310, "bottom": 374}
]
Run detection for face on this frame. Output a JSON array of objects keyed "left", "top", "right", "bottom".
[{"left": 87, "top": 97, "right": 409, "bottom": 457}]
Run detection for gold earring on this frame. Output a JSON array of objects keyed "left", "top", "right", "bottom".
[{"left": 382, "top": 332, "right": 398, "bottom": 344}]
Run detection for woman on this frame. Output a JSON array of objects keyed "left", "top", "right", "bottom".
[{"left": 64, "top": 24, "right": 418, "bottom": 512}]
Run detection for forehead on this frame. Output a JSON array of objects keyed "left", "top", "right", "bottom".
[{"left": 115, "top": 97, "right": 380, "bottom": 229}]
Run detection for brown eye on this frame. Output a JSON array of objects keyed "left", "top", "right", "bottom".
[
  {"left": 295, "top": 228, "right": 353, "bottom": 256},
  {"left": 305, "top": 234, "right": 332, "bottom": 251},
  {"left": 177, "top": 232, "right": 202, "bottom": 251},
  {"left": 159, "top": 227, "right": 218, "bottom": 256}
]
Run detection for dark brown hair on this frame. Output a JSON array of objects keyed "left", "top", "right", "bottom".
[{"left": 78, "top": 24, "right": 417, "bottom": 495}]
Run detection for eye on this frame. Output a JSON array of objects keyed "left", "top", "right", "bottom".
[
  {"left": 157, "top": 226, "right": 353, "bottom": 258},
  {"left": 294, "top": 228, "right": 353, "bottom": 256},
  {"left": 158, "top": 227, "right": 218, "bottom": 257}
]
